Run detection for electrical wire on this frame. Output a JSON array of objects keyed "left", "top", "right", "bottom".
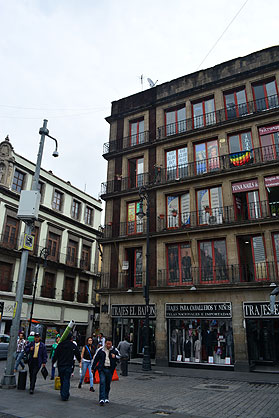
[{"left": 196, "top": 0, "right": 249, "bottom": 71}]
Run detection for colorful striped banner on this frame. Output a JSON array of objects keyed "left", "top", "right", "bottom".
[{"left": 229, "top": 150, "right": 251, "bottom": 166}]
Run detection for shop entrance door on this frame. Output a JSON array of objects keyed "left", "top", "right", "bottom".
[{"left": 246, "top": 319, "right": 279, "bottom": 366}]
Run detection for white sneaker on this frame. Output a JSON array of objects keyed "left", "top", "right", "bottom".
[
  {"left": 105, "top": 399, "right": 109, "bottom": 403},
  {"left": 99, "top": 400, "right": 105, "bottom": 406}
]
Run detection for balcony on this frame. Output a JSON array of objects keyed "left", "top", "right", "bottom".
[
  {"left": 62, "top": 289, "right": 75, "bottom": 302},
  {"left": 40, "top": 286, "right": 56, "bottom": 299},
  {"left": 101, "top": 262, "right": 278, "bottom": 290},
  {"left": 156, "top": 94, "right": 279, "bottom": 141},
  {"left": 100, "top": 145, "right": 279, "bottom": 199},
  {"left": 100, "top": 200, "right": 279, "bottom": 241},
  {"left": 77, "top": 292, "right": 88, "bottom": 303},
  {"left": 103, "top": 130, "right": 150, "bottom": 156},
  {"left": 101, "top": 172, "right": 149, "bottom": 197}
]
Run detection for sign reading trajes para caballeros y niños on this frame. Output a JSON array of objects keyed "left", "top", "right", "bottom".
[
  {"left": 111, "top": 304, "right": 156, "bottom": 318},
  {"left": 165, "top": 302, "right": 232, "bottom": 318}
]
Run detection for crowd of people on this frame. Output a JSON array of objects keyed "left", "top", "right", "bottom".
[{"left": 12, "top": 330, "right": 129, "bottom": 406}]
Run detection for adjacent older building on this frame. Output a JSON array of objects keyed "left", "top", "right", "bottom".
[
  {"left": 0, "top": 137, "right": 102, "bottom": 345},
  {"left": 100, "top": 46, "right": 279, "bottom": 371}
]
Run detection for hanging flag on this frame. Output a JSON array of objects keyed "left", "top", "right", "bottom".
[{"left": 229, "top": 150, "right": 251, "bottom": 166}]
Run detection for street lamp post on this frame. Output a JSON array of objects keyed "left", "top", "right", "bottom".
[
  {"left": 137, "top": 186, "right": 151, "bottom": 371},
  {"left": 1, "top": 120, "right": 58, "bottom": 388},
  {"left": 27, "top": 247, "right": 49, "bottom": 336}
]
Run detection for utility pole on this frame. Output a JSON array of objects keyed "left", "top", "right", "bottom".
[{"left": 1, "top": 120, "right": 58, "bottom": 387}]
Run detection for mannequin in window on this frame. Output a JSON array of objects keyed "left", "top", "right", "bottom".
[
  {"left": 194, "top": 338, "right": 201, "bottom": 361},
  {"left": 226, "top": 327, "right": 234, "bottom": 361},
  {"left": 171, "top": 328, "right": 178, "bottom": 360},
  {"left": 184, "top": 336, "right": 191, "bottom": 358}
]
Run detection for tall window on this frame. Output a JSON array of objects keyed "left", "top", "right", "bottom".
[
  {"left": 166, "top": 193, "right": 190, "bottom": 228},
  {"left": 52, "top": 190, "right": 63, "bottom": 211},
  {"left": 85, "top": 206, "right": 93, "bottom": 225},
  {"left": 3, "top": 216, "right": 19, "bottom": 249},
  {"left": 0, "top": 262, "right": 13, "bottom": 292},
  {"left": 67, "top": 240, "right": 78, "bottom": 266},
  {"left": 71, "top": 200, "right": 80, "bottom": 220},
  {"left": 41, "top": 272, "right": 55, "bottom": 298},
  {"left": 197, "top": 187, "right": 223, "bottom": 225},
  {"left": 252, "top": 79, "right": 279, "bottom": 111},
  {"left": 47, "top": 232, "right": 60, "bottom": 262},
  {"left": 228, "top": 131, "right": 253, "bottom": 167},
  {"left": 63, "top": 277, "right": 75, "bottom": 301},
  {"left": 129, "top": 157, "right": 144, "bottom": 188},
  {"left": 194, "top": 140, "right": 219, "bottom": 174},
  {"left": 224, "top": 88, "right": 248, "bottom": 119},
  {"left": 165, "top": 106, "right": 186, "bottom": 136},
  {"left": 130, "top": 119, "right": 144, "bottom": 146},
  {"left": 166, "top": 147, "right": 188, "bottom": 180},
  {"left": 12, "top": 170, "right": 25, "bottom": 193},
  {"left": 77, "top": 280, "right": 88, "bottom": 303},
  {"left": 81, "top": 245, "right": 91, "bottom": 270},
  {"left": 24, "top": 268, "right": 34, "bottom": 295},
  {"left": 259, "top": 125, "right": 279, "bottom": 161},
  {"left": 127, "top": 201, "right": 143, "bottom": 235},
  {"left": 199, "top": 240, "right": 227, "bottom": 283},
  {"left": 192, "top": 98, "right": 216, "bottom": 129},
  {"left": 167, "top": 243, "right": 192, "bottom": 285}
]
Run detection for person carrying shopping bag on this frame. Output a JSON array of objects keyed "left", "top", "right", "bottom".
[{"left": 78, "top": 337, "right": 95, "bottom": 392}]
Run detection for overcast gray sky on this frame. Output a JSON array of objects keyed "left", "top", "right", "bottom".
[{"left": 0, "top": 0, "right": 278, "bottom": 204}]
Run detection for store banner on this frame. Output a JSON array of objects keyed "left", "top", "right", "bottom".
[
  {"left": 243, "top": 302, "right": 279, "bottom": 318},
  {"left": 232, "top": 179, "right": 258, "bottom": 193},
  {"left": 111, "top": 304, "right": 156, "bottom": 318},
  {"left": 265, "top": 176, "right": 279, "bottom": 188},
  {"left": 165, "top": 302, "right": 232, "bottom": 318},
  {"left": 259, "top": 125, "right": 279, "bottom": 135}
]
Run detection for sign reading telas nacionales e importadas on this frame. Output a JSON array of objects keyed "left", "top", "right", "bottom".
[
  {"left": 243, "top": 302, "right": 279, "bottom": 318},
  {"left": 111, "top": 304, "right": 156, "bottom": 318},
  {"left": 165, "top": 302, "right": 232, "bottom": 318}
]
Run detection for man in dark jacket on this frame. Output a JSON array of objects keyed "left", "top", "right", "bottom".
[
  {"left": 92, "top": 337, "right": 120, "bottom": 406},
  {"left": 52, "top": 333, "right": 81, "bottom": 401},
  {"left": 25, "top": 332, "right": 47, "bottom": 394}
]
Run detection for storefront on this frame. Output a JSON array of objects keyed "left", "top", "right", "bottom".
[
  {"left": 244, "top": 302, "right": 279, "bottom": 368},
  {"left": 111, "top": 304, "right": 156, "bottom": 359},
  {"left": 166, "top": 302, "right": 234, "bottom": 367}
]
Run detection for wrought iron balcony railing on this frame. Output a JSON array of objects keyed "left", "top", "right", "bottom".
[
  {"left": 100, "top": 262, "right": 278, "bottom": 290},
  {"left": 103, "top": 130, "right": 150, "bottom": 155},
  {"left": 101, "top": 200, "right": 279, "bottom": 240},
  {"left": 100, "top": 144, "right": 279, "bottom": 198}
]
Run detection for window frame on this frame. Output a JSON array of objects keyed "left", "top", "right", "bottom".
[
  {"left": 252, "top": 78, "right": 279, "bottom": 111},
  {"left": 164, "top": 105, "right": 186, "bottom": 136},
  {"left": 47, "top": 232, "right": 60, "bottom": 262},
  {"left": 166, "top": 242, "right": 192, "bottom": 286},
  {"left": 84, "top": 206, "right": 93, "bottom": 225},
  {"left": 127, "top": 201, "right": 143, "bottom": 235},
  {"left": 196, "top": 186, "right": 223, "bottom": 225},
  {"left": 12, "top": 169, "right": 25, "bottom": 193},
  {"left": 166, "top": 193, "right": 190, "bottom": 229},
  {"left": 3, "top": 215, "right": 19, "bottom": 249},
  {"left": 198, "top": 239, "right": 228, "bottom": 284},
  {"left": 192, "top": 97, "right": 216, "bottom": 129},
  {"left": 194, "top": 139, "right": 220, "bottom": 174},
  {"left": 129, "top": 118, "right": 144, "bottom": 146},
  {"left": 81, "top": 244, "right": 91, "bottom": 270},
  {"left": 223, "top": 87, "right": 249, "bottom": 119},
  {"left": 52, "top": 190, "right": 63, "bottom": 211},
  {"left": 128, "top": 156, "right": 144, "bottom": 188},
  {"left": 71, "top": 199, "right": 81, "bottom": 220},
  {"left": 165, "top": 146, "right": 188, "bottom": 181}
]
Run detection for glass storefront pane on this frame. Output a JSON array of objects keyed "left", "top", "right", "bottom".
[{"left": 169, "top": 318, "right": 234, "bottom": 364}]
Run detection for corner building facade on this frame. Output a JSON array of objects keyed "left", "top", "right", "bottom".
[{"left": 100, "top": 46, "right": 279, "bottom": 371}]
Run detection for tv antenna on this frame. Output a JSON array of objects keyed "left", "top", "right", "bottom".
[{"left": 147, "top": 78, "right": 158, "bottom": 88}]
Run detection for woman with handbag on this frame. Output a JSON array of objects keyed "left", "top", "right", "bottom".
[{"left": 78, "top": 337, "right": 95, "bottom": 392}]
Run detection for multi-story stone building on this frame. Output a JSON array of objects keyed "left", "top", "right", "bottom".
[
  {"left": 100, "top": 46, "right": 279, "bottom": 371},
  {"left": 0, "top": 136, "right": 102, "bottom": 346}
]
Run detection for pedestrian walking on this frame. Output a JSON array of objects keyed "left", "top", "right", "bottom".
[
  {"left": 27, "top": 331, "right": 35, "bottom": 343},
  {"left": 25, "top": 333, "right": 47, "bottom": 394},
  {"left": 78, "top": 337, "right": 95, "bottom": 392},
  {"left": 52, "top": 332, "right": 81, "bottom": 401},
  {"left": 49, "top": 334, "right": 60, "bottom": 380},
  {"left": 117, "top": 336, "right": 131, "bottom": 376},
  {"left": 92, "top": 332, "right": 98, "bottom": 349},
  {"left": 14, "top": 332, "right": 27, "bottom": 372},
  {"left": 98, "top": 332, "right": 105, "bottom": 347},
  {"left": 92, "top": 336, "right": 120, "bottom": 406}
]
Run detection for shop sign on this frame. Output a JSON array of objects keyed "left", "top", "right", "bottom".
[
  {"left": 243, "top": 302, "right": 279, "bottom": 318},
  {"left": 165, "top": 302, "right": 232, "bottom": 318},
  {"left": 111, "top": 304, "right": 156, "bottom": 318},
  {"left": 232, "top": 179, "right": 258, "bottom": 193},
  {"left": 265, "top": 176, "right": 279, "bottom": 188},
  {"left": 259, "top": 125, "right": 279, "bottom": 135}
]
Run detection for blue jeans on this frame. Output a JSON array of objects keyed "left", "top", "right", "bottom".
[
  {"left": 79, "top": 360, "right": 93, "bottom": 387},
  {"left": 51, "top": 365, "right": 56, "bottom": 379},
  {"left": 15, "top": 352, "right": 25, "bottom": 371},
  {"left": 58, "top": 365, "right": 72, "bottom": 401},
  {"left": 99, "top": 368, "right": 113, "bottom": 401}
]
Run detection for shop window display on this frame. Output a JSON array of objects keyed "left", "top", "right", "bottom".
[{"left": 169, "top": 319, "right": 234, "bottom": 365}]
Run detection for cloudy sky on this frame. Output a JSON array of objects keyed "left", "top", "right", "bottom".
[{"left": 0, "top": 0, "right": 278, "bottom": 205}]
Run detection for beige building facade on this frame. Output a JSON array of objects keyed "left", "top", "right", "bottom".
[
  {"left": 100, "top": 46, "right": 279, "bottom": 371},
  {"left": 0, "top": 137, "right": 102, "bottom": 346}
]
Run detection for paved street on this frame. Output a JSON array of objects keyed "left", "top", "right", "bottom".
[{"left": 1, "top": 359, "right": 279, "bottom": 418}]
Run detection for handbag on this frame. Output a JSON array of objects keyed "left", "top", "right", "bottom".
[
  {"left": 41, "top": 366, "right": 49, "bottom": 380},
  {"left": 23, "top": 352, "right": 29, "bottom": 364}
]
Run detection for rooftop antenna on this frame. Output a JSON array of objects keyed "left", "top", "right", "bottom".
[{"left": 147, "top": 78, "right": 158, "bottom": 88}]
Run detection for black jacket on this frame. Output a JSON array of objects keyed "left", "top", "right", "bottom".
[
  {"left": 92, "top": 346, "right": 120, "bottom": 373},
  {"left": 52, "top": 340, "right": 81, "bottom": 367}
]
